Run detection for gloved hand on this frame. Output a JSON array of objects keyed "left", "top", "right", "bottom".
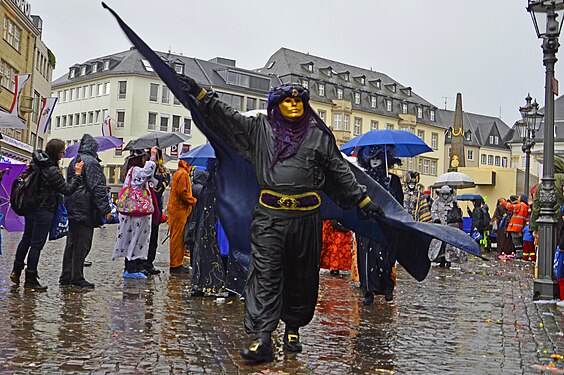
[
  {"left": 178, "top": 74, "right": 205, "bottom": 99},
  {"left": 358, "top": 197, "right": 385, "bottom": 219},
  {"left": 433, "top": 219, "right": 441, "bottom": 224}
]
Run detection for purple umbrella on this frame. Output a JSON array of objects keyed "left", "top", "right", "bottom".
[
  {"left": 64, "top": 136, "right": 124, "bottom": 158},
  {"left": 0, "top": 163, "right": 27, "bottom": 232}
]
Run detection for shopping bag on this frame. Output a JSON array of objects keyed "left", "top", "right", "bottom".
[
  {"left": 49, "top": 197, "right": 68, "bottom": 240},
  {"left": 554, "top": 246, "right": 564, "bottom": 279}
]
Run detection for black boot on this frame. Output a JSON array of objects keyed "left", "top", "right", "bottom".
[
  {"left": 240, "top": 333, "right": 273, "bottom": 363},
  {"left": 362, "top": 291, "right": 374, "bottom": 305},
  {"left": 384, "top": 290, "right": 394, "bottom": 303},
  {"left": 24, "top": 270, "right": 48, "bottom": 290},
  {"left": 10, "top": 261, "right": 25, "bottom": 285},
  {"left": 283, "top": 327, "right": 302, "bottom": 352}
]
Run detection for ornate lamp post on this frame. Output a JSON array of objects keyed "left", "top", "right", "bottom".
[
  {"left": 527, "top": 0, "right": 564, "bottom": 299},
  {"left": 516, "top": 98, "right": 543, "bottom": 196}
]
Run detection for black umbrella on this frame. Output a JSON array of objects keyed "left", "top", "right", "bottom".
[{"left": 124, "top": 132, "right": 189, "bottom": 150}]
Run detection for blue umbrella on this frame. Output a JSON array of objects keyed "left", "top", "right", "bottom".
[
  {"left": 340, "top": 129, "right": 433, "bottom": 157},
  {"left": 179, "top": 143, "right": 216, "bottom": 167},
  {"left": 456, "top": 193, "right": 483, "bottom": 201}
]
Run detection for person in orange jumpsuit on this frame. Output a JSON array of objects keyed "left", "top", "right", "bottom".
[
  {"left": 321, "top": 220, "right": 352, "bottom": 275},
  {"left": 167, "top": 159, "right": 197, "bottom": 273}
]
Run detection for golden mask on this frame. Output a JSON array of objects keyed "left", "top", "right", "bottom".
[{"left": 278, "top": 97, "right": 304, "bottom": 119}]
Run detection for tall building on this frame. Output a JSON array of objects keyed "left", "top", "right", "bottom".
[
  {"left": 50, "top": 48, "right": 280, "bottom": 188},
  {"left": 0, "top": 0, "right": 54, "bottom": 162},
  {"left": 260, "top": 47, "right": 445, "bottom": 188}
]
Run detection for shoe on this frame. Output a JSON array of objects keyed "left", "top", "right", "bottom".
[
  {"left": 170, "top": 266, "right": 190, "bottom": 274},
  {"left": 84, "top": 261, "right": 92, "bottom": 267},
  {"left": 24, "top": 270, "right": 48, "bottom": 290},
  {"left": 123, "top": 271, "right": 148, "bottom": 279},
  {"left": 283, "top": 329, "right": 302, "bottom": 352},
  {"left": 10, "top": 261, "right": 25, "bottom": 285},
  {"left": 329, "top": 270, "right": 340, "bottom": 276},
  {"left": 59, "top": 279, "right": 71, "bottom": 286},
  {"left": 362, "top": 292, "right": 374, "bottom": 305},
  {"left": 384, "top": 291, "right": 393, "bottom": 303},
  {"left": 71, "top": 280, "right": 95, "bottom": 288},
  {"left": 240, "top": 337, "right": 273, "bottom": 363},
  {"left": 144, "top": 265, "right": 161, "bottom": 275}
]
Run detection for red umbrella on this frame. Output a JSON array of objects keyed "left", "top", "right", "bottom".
[{"left": 530, "top": 183, "right": 539, "bottom": 198}]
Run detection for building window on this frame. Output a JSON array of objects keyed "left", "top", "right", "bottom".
[
  {"left": 371, "top": 96, "right": 377, "bottom": 108},
  {"left": 81, "top": 112, "right": 87, "bottom": 125},
  {"left": 318, "top": 84, "right": 325, "bottom": 97},
  {"left": 62, "top": 90, "right": 68, "bottom": 102},
  {"left": 259, "top": 100, "right": 267, "bottom": 109},
  {"left": 502, "top": 157, "right": 508, "bottom": 168},
  {"left": 218, "top": 92, "right": 244, "bottom": 111},
  {"left": 162, "top": 86, "right": 170, "bottom": 104},
  {"left": 430, "top": 110, "right": 436, "bottom": 121},
  {"left": 246, "top": 97, "right": 256, "bottom": 111},
  {"left": 481, "top": 154, "right": 487, "bottom": 164},
  {"left": 160, "top": 114, "right": 169, "bottom": 132},
  {"left": 70, "top": 88, "right": 75, "bottom": 101},
  {"left": 149, "top": 83, "right": 159, "bottom": 102},
  {"left": 417, "top": 107, "right": 423, "bottom": 118},
  {"left": 141, "top": 59, "right": 154, "bottom": 72},
  {"left": 3, "top": 17, "right": 21, "bottom": 51},
  {"left": 118, "top": 81, "right": 127, "bottom": 99},
  {"left": 88, "top": 111, "right": 94, "bottom": 124},
  {"left": 467, "top": 150, "right": 474, "bottom": 161},
  {"left": 172, "top": 115, "right": 181, "bottom": 132},
  {"left": 116, "top": 110, "right": 125, "bottom": 128},
  {"left": 174, "top": 63, "right": 184, "bottom": 74},
  {"left": 80, "top": 66, "right": 86, "bottom": 76},
  {"left": 148, "top": 112, "right": 157, "bottom": 130},
  {"left": 103, "top": 60, "right": 110, "bottom": 70},
  {"left": 354, "top": 117, "right": 362, "bottom": 135},
  {"left": 68, "top": 115, "right": 73, "bottom": 127},
  {"left": 417, "top": 130, "right": 425, "bottom": 141},
  {"left": 494, "top": 136, "right": 499, "bottom": 145},
  {"left": 431, "top": 160, "right": 437, "bottom": 176},
  {"left": 387, "top": 123, "right": 394, "bottom": 130},
  {"left": 301, "top": 79, "right": 308, "bottom": 90},
  {"left": 183, "top": 118, "right": 192, "bottom": 135},
  {"left": 371, "top": 120, "right": 378, "bottom": 130},
  {"left": 431, "top": 133, "right": 438, "bottom": 149},
  {"left": 0, "top": 61, "right": 16, "bottom": 92},
  {"left": 104, "top": 82, "right": 110, "bottom": 95},
  {"left": 69, "top": 69, "right": 75, "bottom": 79},
  {"left": 402, "top": 103, "right": 408, "bottom": 114},
  {"left": 97, "top": 83, "right": 103, "bottom": 96},
  {"left": 74, "top": 113, "right": 80, "bottom": 126},
  {"left": 423, "top": 159, "right": 430, "bottom": 175},
  {"left": 495, "top": 155, "right": 501, "bottom": 166},
  {"left": 489, "top": 135, "right": 494, "bottom": 144},
  {"left": 76, "top": 86, "right": 82, "bottom": 100},
  {"left": 114, "top": 140, "right": 123, "bottom": 157},
  {"left": 466, "top": 132, "right": 471, "bottom": 141},
  {"left": 488, "top": 155, "right": 493, "bottom": 165},
  {"left": 90, "top": 84, "right": 95, "bottom": 98},
  {"left": 333, "top": 113, "right": 342, "bottom": 130},
  {"left": 337, "top": 88, "right": 344, "bottom": 100},
  {"left": 354, "top": 93, "right": 361, "bottom": 105},
  {"left": 95, "top": 110, "right": 101, "bottom": 123},
  {"left": 343, "top": 114, "right": 350, "bottom": 131},
  {"left": 318, "top": 110, "right": 326, "bottom": 122},
  {"left": 386, "top": 99, "right": 392, "bottom": 112},
  {"left": 55, "top": 116, "right": 60, "bottom": 128}
]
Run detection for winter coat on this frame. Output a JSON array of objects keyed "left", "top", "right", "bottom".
[
  {"left": 65, "top": 134, "right": 111, "bottom": 227},
  {"left": 469, "top": 205, "right": 491, "bottom": 232},
  {"left": 501, "top": 199, "right": 529, "bottom": 233},
  {"left": 523, "top": 225, "right": 534, "bottom": 243},
  {"left": 167, "top": 160, "right": 197, "bottom": 215},
  {"left": 32, "top": 150, "right": 82, "bottom": 211}
]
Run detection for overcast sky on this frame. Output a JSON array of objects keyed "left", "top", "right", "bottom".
[{"left": 31, "top": 0, "right": 550, "bottom": 127}]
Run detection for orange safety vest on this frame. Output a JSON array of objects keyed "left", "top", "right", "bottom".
[{"left": 502, "top": 200, "right": 529, "bottom": 233}]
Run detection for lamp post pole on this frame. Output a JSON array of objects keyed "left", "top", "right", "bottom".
[
  {"left": 523, "top": 130, "right": 533, "bottom": 196},
  {"left": 533, "top": 3, "right": 560, "bottom": 300}
]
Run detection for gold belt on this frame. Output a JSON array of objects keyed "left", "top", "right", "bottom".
[{"left": 259, "top": 189, "right": 321, "bottom": 211}]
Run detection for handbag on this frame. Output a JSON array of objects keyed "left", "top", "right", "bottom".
[
  {"left": 149, "top": 186, "right": 162, "bottom": 226},
  {"left": 50, "top": 195, "right": 69, "bottom": 240},
  {"left": 116, "top": 168, "right": 154, "bottom": 216}
]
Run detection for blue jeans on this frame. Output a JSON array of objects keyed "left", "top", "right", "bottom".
[{"left": 15, "top": 209, "right": 54, "bottom": 272}]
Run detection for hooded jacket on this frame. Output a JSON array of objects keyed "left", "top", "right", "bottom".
[
  {"left": 501, "top": 198, "right": 529, "bottom": 233},
  {"left": 168, "top": 160, "right": 197, "bottom": 213},
  {"left": 65, "top": 134, "right": 111, "bottom": 227},
  {"left": 32, "top": 150, "right": 82, "bottom": 211}
]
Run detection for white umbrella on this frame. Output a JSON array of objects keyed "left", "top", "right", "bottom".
[
  {"left": 0, "top": 112, "right": 26, "bottom": 129},
  {"left": 241, "top": 109, "right": 267, "bottom": 118},
  {"left": 432, "top": 171, "right": 475, "bottom": 189}
]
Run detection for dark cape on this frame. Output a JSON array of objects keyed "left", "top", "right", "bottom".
[{"left": 103, "top": 3, "right": 482, "bottom": 294}]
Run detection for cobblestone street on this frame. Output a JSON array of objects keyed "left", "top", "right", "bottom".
[{"left": 0, "top": 225, "right": 563, "bottom": 374}]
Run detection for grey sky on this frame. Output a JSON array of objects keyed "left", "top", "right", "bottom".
[{"left": 31, "top": 0, "right": 549, "bottom": 127}]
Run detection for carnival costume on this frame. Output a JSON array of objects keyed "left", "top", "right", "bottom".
[{"left": 403, "top": 171, "right": 432, "bottom": 222}]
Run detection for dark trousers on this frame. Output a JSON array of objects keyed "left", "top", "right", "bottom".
[
  {"left": 60, "top": 221, "right": 94, "bottom": 283},
  {"left": 357, "top": 236, "right": 395, "bottom": 295},
  {"left": 125, "top": 258, "right": 143, "bottom": 273},
  {"left": 244, "top": 208, "right": 321, "bottom": 334},
  {"left": 144, "top": 224, "right": 159, "bottom": 268},
  {"left": 15, "top": 209, "right": 54, "bottom": 272}
]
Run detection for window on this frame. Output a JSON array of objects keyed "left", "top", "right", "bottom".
[
  {"left": 354, "top": 93, "right": 361, "bottom": 105},
  {"left": 337, "top": 88, "right": 343, "bottom": 100},
  {"left": 141, "top": 59, "right": 154, "bottom": 72},
  {"left": 116, "top": 110, "right": 125, "bottom": 128},
  {"left": 97, "top": 83, "right": 103, "bottom": 96},
  {"left": 148, "top": 112, "right": 157, "bottom": 130},
  {"left": 88, "top": 111, "right": 94, "bottom": 124},
  {"left": 259, "top": 100, "right": 267, "bottom": 109},
  {"left": 333, "top": 113, "right": 342, "bottom": 130},
  {"left": 448, "top": 148, "right": 452, "bottom": 158},
  {"left": 423, "top": 159, "right": 430, "bottom": 175},
  {"left": 118, "top": 81, "right": 127, "bottom": 99},
  {"left": 431, "top": 133, "right": 438, "bottom": 149},
  {"left": 104, "top": 82, "right": 110, "bottom": 95},
  {"left": 95, "top": 110, "right": 101, "bottom": 123},
  {"left": 68, "top": 114, "right": 73, "bottom": 127},
  {"left": 80, "top": 66, "right": 86, "bottom": 76},
  {"left": 81, "top": 112, "right": 87, "bottom": 125},
  {"left": 318, "top": 110, "right": 326, "bottom": 122},
  {"left": 69, "top": 69, "right": 75, "bottom": 79},
  {"left": 494, "top": 136, "right": 499, "bottom": 145},
  {"left": 418, "top": 158, "right": 423, "bottom": 172},
  {"left": 174, "top": 63, "right": 184, "bottom": 74},
  {"left": 103, "top": 60, "right": 110, "bottom": 70},
  {"left": 343, "top": 114, "right": 350, "bottom": 131},
  {"left": 92, "top": 63, "right": 98, "bottom": 73},
  {"left": 70, "top": 88, "right": 75, "bottom": 101},
  {"left": 114, "top": 140, "right": 123, "bottom": 157},
  {"left": 3, "top": 17, "right": 21, "bottom": 51},
  {"left": 495, "top": 156, "right": 501, "bottom": 166},
  {"left": 318, "top": 84, "right": 325, "bottom": 97},
  {"left": 218, "top": 93, "right": 243, "bottom": 111},
  {"left": 502, "top": 157, "right": 508, "bottom": 168},
  {"left": 301, "top": 80, "right": 308, "bottom": 90},
  {"left": 224, "top": 71, "right": 251, "bottom": 87},
  {"left": 467, "top": 150, "right": 474, "bottom": 160},
  {"left": 162, "top": 86, "right": 170, "bottom": 104},
  {"left": 481, "top": 154, "right": 487, "bottom": 164},
  {"left": 172, "top": 115, "right": 181, "bottom": 132},
  {"left": 402, "top": 103, "right": 408, "bottom": 114},
  {"left": 183, "top": 118, "right": 192, "bottom": 135},
  {"left": 149, "top": 83, "right": 159, "bottom": 102},
  {"left": 74, "top": 113, "right": 80, "bottom": 126},
  {"left": 488, "top": 155, "right": 493, "bottom": 165},
  {"left": 371, "top": 120, "right": 379, "bottom": 130},
  {"left": 55, "top": 116, "right": 60, "bottom": 128},
  {"left": 386, "top": 99, "right": 392, "bottom": 111},
  {"left": 32, "top": 91, "right": 40, "bottom": 123},
  {"left": 417, "top": 130, "right": 425, "bottom": 140},
  {"left": 90, "top": 84, "right": 95, "bottom": 98},
  {"left": 160, "top": 114, "right": 169, "bottom": 131},
  {"left": 246, "top": 97, "right": 256, "bottom": 111},
  {"left": 387, "top": 123, "right": 394, "bottom": 130},
  {"left": 354, "top": 117, "right": 362, "bottom": 135},
  {"left": 76, "top": 86, "right": 82, "bottom": 100},
  {"left": 417, "top": 107, "right": 423, "bottom": 118},
  {"left": 489, "top": 135, "right": 494, "bottom": 144},
  {"left": 0, "top": 61, "right": 17, "bottom": 92},
  {"left": 371, "top": 96, "right": 377, "bottom": 108},
  {"left": 466, "top": 132, "right": 471, "bottom": 141},
  {"left": 431, "top": 160, "right": 437, "bottom": 176},
  {"left": 430, "top": 110, "right": 436, "bottom": 121},
  {"left": 63, "top": 90, "right": 68, "bottom": 102}
]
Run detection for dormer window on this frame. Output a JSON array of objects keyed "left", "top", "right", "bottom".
[
  {"left": 401, "top": 103, "right": 408, "bottom": 114},
  {"left": 103, "top": 60, "right": 110, "bottom": 70},
  {"left": 354, "top": 75, "right": 366, "bottom": 85},
  {"left": 69, "top": 68, "right": 75, "bottom": 78},
  {"left": 301, "top": 62, "right": 314, "bottom": 73},
  {"left": 417, "top": 107, "right": 423, "bottom": 118},
  {"left": 301, "top": 79, "right": 309, "bottom": 90},
  {"left": 320, "top": 66, "right": 332, "bottom": 77},
  {"left": 465, "top": 131, "right": 472, "bottom": 141},
  {"left": 385, "top": 83, "right": 397, "bottom": 93},
  {"left": 80, "top": 66, "right": 86, "bottom": 76},
  {"left": 386, "top": 99, "right": 393, "bottom": 111},
  {"left": 430, "top": 109, "right": 436, "bottom": 121},
  {"left": 174, "top": 62, "right": 184, "bottom": 74},
  {"left": 338, "top": 71, "right": 350, "bottom": 81},
  {"left": 371, "top": 96, "right": 377, "bottom": 108},
  {"left": 92, "top": 63, "right": 98, "bottom": 73},
  {"left": 400, "top": 87, "right": 412, "bottom": 96},
  {"left": 141, "top": 59, "right": 154, "bottom": 72},
  {"left": 354, "top": 92, "right": 361, "bottom": 105},
  {"left": 369, "top": 79, "right": 382, "bottom": 89}
]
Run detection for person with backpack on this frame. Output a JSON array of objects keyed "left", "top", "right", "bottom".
[
  {"left": 467, "top": 198, "right": 491, "bottom": 250},
  {"left": 501, "top": 195, "right": 529, "bottom": 259},
  {"left": 10, "top": 139, "right": 84, "bottom": 290}
]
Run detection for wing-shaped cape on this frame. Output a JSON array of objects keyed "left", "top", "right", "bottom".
[{"left": 102, "top": 3, "right": 482, "bottom": 294}]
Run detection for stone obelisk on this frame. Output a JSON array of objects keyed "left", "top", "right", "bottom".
[{"left": 448, "top": 93, "right": 465, "bottom": 172}]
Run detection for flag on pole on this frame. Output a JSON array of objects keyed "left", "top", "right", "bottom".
[
  {"left": 102, "top": 114, "right": 113, "bottom": 136},
  {"left": 36, "top": 97, "right": 58, "bottom": 135},
  {"left": 9, "top": 74, "right": 31, "bottom": 116}
]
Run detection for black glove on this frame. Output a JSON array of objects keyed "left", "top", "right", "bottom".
[
  {"left": 433, "top": 219, "right": 441, "bottom": 224},
  {"left": 178, "top": 74, "right": 204, "bottom": 98},
  {"left": 358, "top": 198, "right": 385, "bottom": 219},
  {"left": 330, "top": 220, "right": 349, "bottom": 233}
]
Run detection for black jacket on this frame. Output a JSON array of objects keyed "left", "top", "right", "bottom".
[
  {"left": 65, "top": 134, "right": 111, "bottom": 227},
  {"left": 32, "top": 150, "right": 82, "bottom": 211}
]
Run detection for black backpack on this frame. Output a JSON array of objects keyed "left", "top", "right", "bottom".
[{"left": 10, "top": 166, "right": 41, "bottom": 216}]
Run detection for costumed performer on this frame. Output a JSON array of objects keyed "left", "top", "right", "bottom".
[
  {"left": 403, "top": 171, "right": 431, "bottom": 222},
  {"left": 321, "top": 220, "right": 353, "bottom": 276}
]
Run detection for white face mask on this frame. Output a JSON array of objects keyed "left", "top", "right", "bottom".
[
  {"left": 408, "top": 183, "right": 416, "bottom": 190},
  {"left": 369, "top": 158, "right": 382, "bottom": 168}
]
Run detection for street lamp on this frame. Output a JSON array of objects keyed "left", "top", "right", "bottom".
[
  {"left": 516, "top": 99, "right": 544, "bottom": 196},
  {"left": 527, "top": 0, "right": 564, "bottom": 300}
]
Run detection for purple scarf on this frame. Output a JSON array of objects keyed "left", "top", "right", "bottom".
[{"left": 269, "top": 106, "right": 312, "bottom": 168}]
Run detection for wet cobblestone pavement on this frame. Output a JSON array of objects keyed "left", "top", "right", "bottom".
[{"left": 0, "top": 225, "right": 563, "bottom": 374}]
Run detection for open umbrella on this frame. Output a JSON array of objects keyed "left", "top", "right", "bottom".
[
  {"left": 432, "top": 172, "right": 475, "bottom": 189},
  {"left": 64, "top": 136, "right": 124, "bottom": 158},
  {"left": 0, "top": 163, "right": 27, "bottom": 232},
  {"left": 124, "top": 132, "right": 189, "bottom": 150},
  {"left": 179, "top": 144, "right": 215, "bottom": 167},
  {"left": 340, "top": 129, "right": 433, "bottom": 157},
  {"left": 456, "top": 193, "right": 483, "bottom": 201}
]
